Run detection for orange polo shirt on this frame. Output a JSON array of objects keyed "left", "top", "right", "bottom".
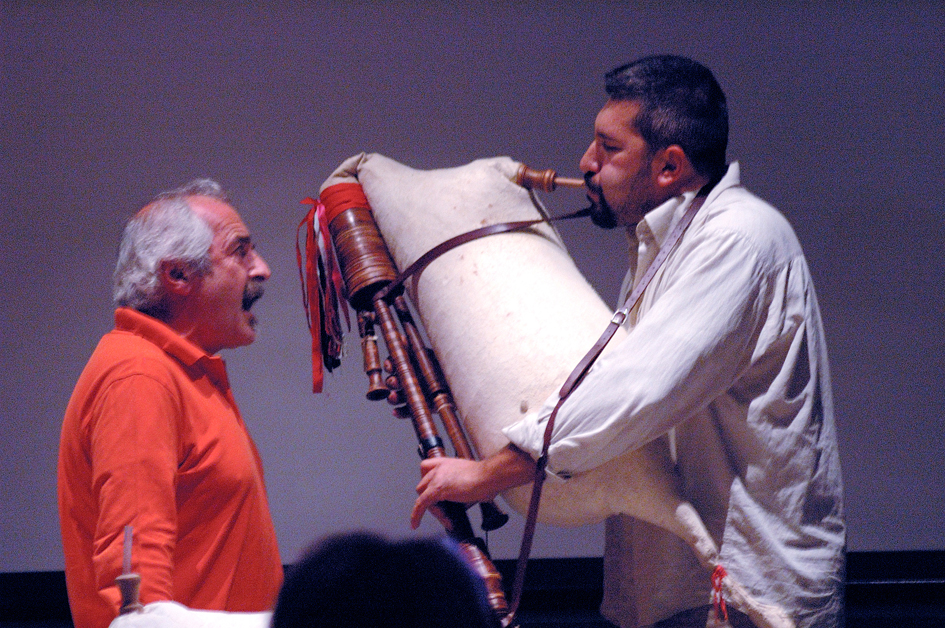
[{"left": 58, "top": 308, "right": 283, "bottom": 628}]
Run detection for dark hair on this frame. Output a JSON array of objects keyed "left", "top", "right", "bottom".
[
  {"left": 605, "top": 55, "right": 728, "bottom": 181},
  {"left": 272, "top": 532, "right": 500, "bottom": 628}
]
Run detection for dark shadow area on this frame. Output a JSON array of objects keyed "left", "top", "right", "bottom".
[{"left": 3, "top": 551, "right": 942, "bottom": 628}]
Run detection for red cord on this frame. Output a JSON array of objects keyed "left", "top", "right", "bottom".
[{"left": 712, "top": 565, "right": 729, "bottom": 623}]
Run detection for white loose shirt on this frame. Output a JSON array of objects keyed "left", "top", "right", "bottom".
[{"left": 503, "top": 163, "right": 845, "bottom": 628}]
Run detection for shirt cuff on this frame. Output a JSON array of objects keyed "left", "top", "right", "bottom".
[{"left": 502, "top": 392, "right": 573, "bottom": 481}]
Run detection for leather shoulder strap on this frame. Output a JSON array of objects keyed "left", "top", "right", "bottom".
[{"left": 505, "top": 193, "right": 707, "bottom": 624}]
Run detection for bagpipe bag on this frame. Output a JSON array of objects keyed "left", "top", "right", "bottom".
[{"left": 321, "top": 153, "right": 698, "bottom": 533}]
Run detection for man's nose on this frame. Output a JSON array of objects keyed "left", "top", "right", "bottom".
[
  {"left": 250, "top": 251, "right": 271, "bottom": 280},
  {"left": 579, "top": 141, "right": 599, "bottom": 175}
]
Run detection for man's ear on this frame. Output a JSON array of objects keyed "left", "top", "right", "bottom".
[
  {"left": 159, "top": 261, "right": 194, "bottom": 296},
  {"left": 653, "top": 145, "right": 692, "bottom": 188}
]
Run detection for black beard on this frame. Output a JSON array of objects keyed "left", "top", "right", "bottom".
[
  {"left": 584, "top": 173, "right": 618, "bottom": 229},
  {"left": 586, "top": 198, "right": 618, "bottom": 230},
  {"left": 588, "top": 203, "right": 617, "bottom": 229}
]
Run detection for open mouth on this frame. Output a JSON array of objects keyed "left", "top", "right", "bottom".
[{"left": 242, "top": 282, "right": 265, "bottom": 311}]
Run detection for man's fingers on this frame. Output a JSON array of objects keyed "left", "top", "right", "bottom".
[
  {"left": 410, "top": 492, "right": 435, "bottom": 529},
  {"left": 412, "top": 459, "right": 455, "bottom": 528},
  {"left": 411, "top": 489, "right": 453, "bottom": 530},
  {"left": 428, "top": 503, "right": 451, "bottom": 529},
  {"left": 412, "top": 457, "right": 482, "bottom": 529}
]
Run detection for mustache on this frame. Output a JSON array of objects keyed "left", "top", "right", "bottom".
[
  {"left": 242, "top": 279, "right": 266, "bottom": 309},
  {"left": 582, "top": 173, "right": 618, "bottom": 230}
]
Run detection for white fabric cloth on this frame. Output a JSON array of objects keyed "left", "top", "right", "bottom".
[
  {"left": 107, "top": 602, "right": 272, "bottom": 628},
  {"left": 503, "top": 163, "right": 845, "bottom": 628}
]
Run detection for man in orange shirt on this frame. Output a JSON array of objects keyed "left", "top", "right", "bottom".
[{"left": 58, "top": 180, "right": 283, "bottom": 628}]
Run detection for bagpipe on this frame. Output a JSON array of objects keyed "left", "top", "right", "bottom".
[{"left": 298, "top": 154, "right": 792, "bottom": 628}]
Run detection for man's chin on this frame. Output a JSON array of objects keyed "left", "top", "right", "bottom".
[
  {"left": 234, "top": 314, "right": 259, "bottom": 346},
  {"left": 589, "top": 202, "right": 619, "bottom": 230}
]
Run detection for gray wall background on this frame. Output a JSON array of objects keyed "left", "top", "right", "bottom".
[{"left": 2, "top": 1, "right": 943, "bottom": 572}]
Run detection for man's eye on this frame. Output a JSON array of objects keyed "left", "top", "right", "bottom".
[{"left": 232, "top": 243, "right": 251, "bottom": 258}]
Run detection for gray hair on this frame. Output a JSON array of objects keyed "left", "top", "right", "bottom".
[{"left": 113, "top": 179, "right": 228, "bottom": 317}]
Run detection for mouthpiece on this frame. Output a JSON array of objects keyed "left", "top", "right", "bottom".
[{"left": 515, "top": 164, "right": 584, "bottom": 192}]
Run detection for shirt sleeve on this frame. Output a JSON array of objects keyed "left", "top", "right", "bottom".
[
  {"left": 88, "top": 372, "right": 181, "bottom": 608},
  {"left": 504, "top": 226, "right": 771, "bottom": 477}
]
